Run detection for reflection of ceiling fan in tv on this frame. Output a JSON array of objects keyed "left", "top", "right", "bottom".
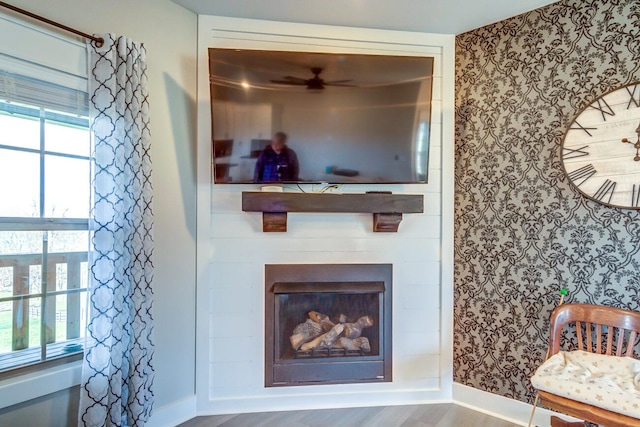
[{"left": 270, "top": 67, "right": 355, "bottom": 90}]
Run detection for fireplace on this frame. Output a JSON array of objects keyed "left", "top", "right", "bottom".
[{"left": 265, "top": 264, "right": 392, "bottom": 387}]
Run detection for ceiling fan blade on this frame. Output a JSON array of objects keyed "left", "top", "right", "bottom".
[
  {"left": 272, "top": 69, "right": 355, "bottom": 90},
  {"left": 270, "top": 79, "right": 307, "bottom": 85},
  {"left": 282, "top": 76, "right": 308, "bottom": 83},
  {"left": 325, "top": 79, "right": 353, "bottom": 84}
]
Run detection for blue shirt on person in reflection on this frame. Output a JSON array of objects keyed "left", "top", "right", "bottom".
[{"left": 253, "top": 145, "right": 300, "bottom": 182}]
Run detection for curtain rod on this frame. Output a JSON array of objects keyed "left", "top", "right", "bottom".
[{"left": 0, "top": 1, "right": 104, "bottom": 47}]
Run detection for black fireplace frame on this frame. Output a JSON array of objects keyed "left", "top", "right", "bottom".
[{"left": 265, "top": 264, "right": 392, "bottom": 387}]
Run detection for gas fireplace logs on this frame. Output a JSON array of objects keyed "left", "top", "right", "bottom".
[
  {"left": 343, "top": 315, "right": 374, "bottom": 339},
  {"left": 300, "top": 324, "right": 344, "bottom": 351},
  {"left": 289, "top": 319, "right": 323, "bottom": 349},
  {"left": 308, "top": 311, "right": 335, "bottom": 332},
  {"left": 334, "top": 337, "right": 371, "bottom": 352},
  {"left": 290, "top": 311, "right": 373, "bottom": 354}
]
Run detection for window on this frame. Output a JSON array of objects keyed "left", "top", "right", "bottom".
[
  {"left": 415, "top": 116, "right": 430, "bottom": 181},
  {"left": 0, "top": 72, "right": 90, "bottom": 372}
]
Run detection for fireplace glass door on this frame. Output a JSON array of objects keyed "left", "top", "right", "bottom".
[
  {"left": 275, "top": 282, "right": 382, "bottom": 360},
  {"left": 266, "top": 276, "right": 391, "bottom": 387}
]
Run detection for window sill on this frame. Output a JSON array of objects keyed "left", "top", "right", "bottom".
[{"left": 0, "top": 359, "right": 82, "bottom": 410}]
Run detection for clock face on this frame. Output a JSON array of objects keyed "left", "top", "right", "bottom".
[{"left": 562, "top": 82, "right": 640, "bottom": 209}]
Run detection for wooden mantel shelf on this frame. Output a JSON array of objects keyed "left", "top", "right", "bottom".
[{"left": 241, "top": 191, "right": 424, "bottom": 232}]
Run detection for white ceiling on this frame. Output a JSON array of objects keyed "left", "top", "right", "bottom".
[{"left": 172, "top": 0, "right": 559, "bottom": 35}]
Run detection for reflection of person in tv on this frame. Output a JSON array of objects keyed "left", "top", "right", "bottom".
[{"left": 253, "top": 131, "right": 300, "bottom": 182}]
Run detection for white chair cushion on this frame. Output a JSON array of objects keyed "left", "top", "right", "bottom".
[{"left": 531, "top": 350, "right": 640, "bottom": 419}]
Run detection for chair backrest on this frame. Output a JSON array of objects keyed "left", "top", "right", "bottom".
[{"left": 549, "top": 303, "right": 640, "bottom": 358}]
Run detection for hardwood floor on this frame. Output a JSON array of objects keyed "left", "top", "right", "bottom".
[{"left": 178, "top": 403, "right": 520, "bottom": 427}]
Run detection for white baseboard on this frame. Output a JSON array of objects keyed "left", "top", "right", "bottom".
[
  {"left": 146, "top": 383, "right": 581, "bottom": 426},
  {"left": 452, "top": 382, "right": 581, "bottom": 426},
  {"left": 199, "top": 387, "right": 450, "bottom": 416},
  {"left": 146, "top": 395, "right": 197, "bottom": 427}
]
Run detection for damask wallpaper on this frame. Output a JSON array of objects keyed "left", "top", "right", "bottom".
[{"left": 454, "top": 0, "right": 640, "bottom": 402}]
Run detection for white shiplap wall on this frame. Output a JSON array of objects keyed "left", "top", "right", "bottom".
[{"left": 196, "top": 16, "right": 455, "bottom": 414}]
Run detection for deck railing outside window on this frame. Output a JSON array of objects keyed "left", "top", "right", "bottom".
[{"left": 0, "top": 227, "right": 88, "bottom": 371}]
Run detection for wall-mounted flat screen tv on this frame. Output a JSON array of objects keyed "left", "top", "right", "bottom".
[{"left": 209, "top": 48, "right": 434, "bottom": 184}]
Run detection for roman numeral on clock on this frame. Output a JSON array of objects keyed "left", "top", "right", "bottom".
[
  {"left": 568, "top": 164, "right": 596, "bottom": 187},
  {"left": 569, "top": 121, "right": 596, "bottom": 136},
  {"left": 562, "top": 145, "right": 590, "bottom": 160},
  {"left": 590, "top": 98, "right": 615, "bottom": 121},
  {"left": 633, "top": 184, "right": 640, "bottom": 208},
  {"left": 626, "top": 84, "right": 640, "bottom": 109},
  {"left": 593, "top": 179, "right": 616, "bottom": 203}
]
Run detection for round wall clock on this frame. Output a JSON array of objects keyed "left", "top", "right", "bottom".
[{"left": 562, "top": 82, "right": 640, "bottom": 209}]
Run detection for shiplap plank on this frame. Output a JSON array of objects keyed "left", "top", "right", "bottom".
[
  {"left": 394, "top": 262, "right": 442, "bottom": 287},
  {"left": 210, "top": 238, "right": 441, "bottom": 263},
  {"left": 210, "top": 336, "right": 256, "bottom": 363},
  {"left": 395, "top": 331, "right": 441, "bottom": 356},
  {"left": 394, "top": 354, "right": 441, "bottom": 380},
  {"left": 397, "top": 284, "right": 441, "bottom": 310},
  {"left": 209, "top": 312, "right": 261, "bottom": 339},
  {"left": 395, "top": 307, "right": 440, "bottom": 334}
]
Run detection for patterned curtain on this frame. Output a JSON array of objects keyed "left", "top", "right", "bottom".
[{"left": 79, "top": 34, "right": 155, "bottom": 427}]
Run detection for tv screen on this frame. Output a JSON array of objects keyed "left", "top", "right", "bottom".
[{"left": 209, "top": 48, "right": 434, "bottom": 184}]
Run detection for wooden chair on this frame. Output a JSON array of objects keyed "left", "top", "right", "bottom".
[{"left": 536, "top": 303, "right": 640, "bottom": 427}]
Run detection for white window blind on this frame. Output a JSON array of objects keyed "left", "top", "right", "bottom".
[{"left": 0, "top": 71, "right": 88, "bottom": 116}]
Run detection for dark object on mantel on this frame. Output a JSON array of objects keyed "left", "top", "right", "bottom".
[
  {"left": 331, "top": 168, "right": 359, "bottom": 177},
  {"left": 242, "top": 191, "right": 423, "bottom": 232}
]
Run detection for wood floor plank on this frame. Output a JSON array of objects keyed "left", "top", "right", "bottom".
[
  {"left": 434, "top": 406, "right": 519, "bottom": 427},
  {"left": 179, "top": 415, "right": 234, "bottom": 427},
  {"left": 401, "top": 403, "right": 451, "bottom": 425},
  {"left": 368, "top": 405, "right": 426, "bottom": 427},
  {"left": 297, "top": 406, "right": 385, "bottom": 426},
  {"left": 178, "top": 403, "right": 521, "bottom": 427},
  {"left": 217, "top": 411, "right": 285, "bottom": 427}
]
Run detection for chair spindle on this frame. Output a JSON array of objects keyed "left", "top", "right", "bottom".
[
  {"left": 576, "top": 321, "right": 583, "bottom": 351},
  {"left": 616, "top": 328, "right": 625, "bottom": 357},
  {"left": 596, "top": 324, "right": 602, "bottom": 354},
  {"left": 606, "top": 327, "right": 614, "bottom": 355},
  {"left": 626, "top": 331, "right": 637, "bottom": 357},
  {"left": 586, "top": 322, "right": 592, "bottom": 352}
]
